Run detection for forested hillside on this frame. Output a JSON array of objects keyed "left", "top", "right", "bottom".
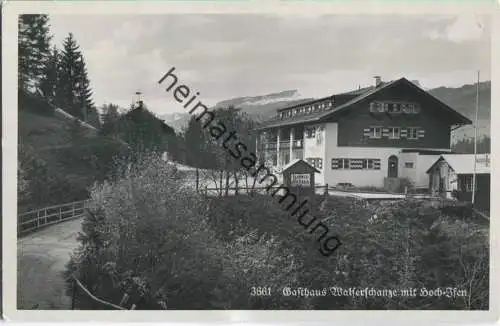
[{"left": 17, "top": 15, "right": 182, "bottom": 212}]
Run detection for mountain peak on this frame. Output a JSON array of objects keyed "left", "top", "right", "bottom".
[{"left": 214, "top": 90, "right": 301, "bottom": 108}]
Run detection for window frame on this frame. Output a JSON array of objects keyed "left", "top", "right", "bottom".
[
  {"left": 369, "top": 126, "right": 382, "bottom": 139},
  {"left": 388, "top": 127, "right": 401, "bottom": 139},
  {"left": 407, "top": 127, "right": 419, "bottom": 140},
  {"left": 305, "top": 127, "right": 316, "bottom": 138},
  {"left": 404, "top": 162, "right": 414, "bottom": 168}
]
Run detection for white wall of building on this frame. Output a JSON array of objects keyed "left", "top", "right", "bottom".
[
  {"left": 303, "top": 123, "right": 326, "bottom": 184},
  {"left": 263, "top": 122, "right": 449, "bottom": 189},
  {"left": 400, "top": 152, "right": 418, "bottom": 182},
  {"left": 414, "top": 154, "right": 441, "bottom": 188},
  {"left": 319, "top": 122, "right": 446, "bottom": 188}
]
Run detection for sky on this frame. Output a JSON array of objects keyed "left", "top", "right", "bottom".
[{"left": 49, "top": 14, "right": 491, "bottom": 116}]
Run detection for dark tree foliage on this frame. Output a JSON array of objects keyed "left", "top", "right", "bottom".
[
  {"left": 114, "top": 100, "right": 178, "bottom": 155},
  {"left": 18, "top": 14, "right": 52, "bottom": 92},
  {"left": 452, "top": 136, "right": 490, "bottom": 154},
  {"left": 100, "top": 103, "right": 121, "bottom": 135},
  {"left": 39, "top": 46, "right": 59, "bottom": 101},
  {"left": 58, "top": 33, "right": 96, "bottom": 121}
]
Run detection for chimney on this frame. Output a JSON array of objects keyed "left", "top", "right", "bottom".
[{"left": 374, "top": 76, "right": 382, "bottom": 87}]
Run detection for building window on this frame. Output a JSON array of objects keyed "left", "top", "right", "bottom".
[
  {"left": 369, "top": 126, "right": 382, "bottom": 139},
  {"left": 404, "top": 162, "right": 414, "bottom": 168},
  {"left": 388, "top": 127, "right": 401, "bottom": 139},
  {"left": 307, "top": 158, "right": 323, "bottom": 169},
  {"left": 305, "top": 127, "right": 316, "bottom": 138},
  {"left": 333, "top": 158, "right": 350, "bottom": 169},
  {"left": 402, "top": 104, "right": 412, "bottom": 114},
  {"left": 332, "top": 158, "right": 380, "bottom": 170},
  {"left": 407, "top": 127, "right": 419, "bottom": 140},
  {"left": 388, "top": 103, "right": 401, "bottom": 113},
  {"left": 369, "top": 101, "right": 386, "bottom": 113},
  {"left": 463, "top": 175, "right": 474, "bottom": 192}
]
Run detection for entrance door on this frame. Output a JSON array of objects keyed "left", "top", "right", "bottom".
[{"left": 388, "top": 155, "right": 398, "bottom": 178}]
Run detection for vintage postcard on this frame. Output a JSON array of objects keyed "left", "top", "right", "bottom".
[{"left": 2, "top": 0, "right": 499, "bottom": 323}]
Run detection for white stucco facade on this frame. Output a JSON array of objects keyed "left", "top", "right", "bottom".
[
  {"left": 260, "top": 122, "right": 450, "bottom": 189},
  {"left": 299, "top": 122, "right": 447, "bottom": 188}
]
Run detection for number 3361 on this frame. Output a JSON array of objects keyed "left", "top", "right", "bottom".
[{"left": 250, "top": 287, "right": 272, "bottom": 296}]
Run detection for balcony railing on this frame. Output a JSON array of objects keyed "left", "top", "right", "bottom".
[
  {"left": 292, "top": 139, "right": 303, "bottom": 149},
  {"left": 280, "top": 141, "right": 291, "bottom": 149},
  {"left": 264, "top": 142, "right": 277, "bottom": 150},
  {"left": 262, "top": 139, "right": 304, "bottom": 151}
]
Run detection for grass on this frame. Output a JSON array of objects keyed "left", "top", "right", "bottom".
[{"left": 19, "top": 110, "right": 96, "bottom": 152}]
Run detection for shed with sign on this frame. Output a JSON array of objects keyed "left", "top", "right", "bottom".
[
  {"left": 281, "top": 159, "right": 320, "bottom": 196},
  {"left": 426, "top": 153, "right": 490, "bottom": 211}
]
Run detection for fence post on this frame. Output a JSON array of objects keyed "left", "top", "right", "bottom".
[
  {"left": 44, "top": 208, "right": 48, "bottom": 224},
  {"left": 72, "top": 203, "right": 76, "bottom": 219},
  {"left": 36, "top": 209, "right": 40, "bottom": 229}
]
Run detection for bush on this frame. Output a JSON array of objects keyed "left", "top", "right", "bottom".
[
  {"left": 66, "top": 152, "right": 300, "bottom": 309},
  {"left": 66, "top": 155, "right": 489, "bottom": 309}
]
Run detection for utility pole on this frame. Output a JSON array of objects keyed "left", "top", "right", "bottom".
[{"left": 472, "top": 70, "right": 480, "bottom": 205}]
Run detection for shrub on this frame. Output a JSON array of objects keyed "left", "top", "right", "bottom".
[
  {"left": 66, "top": 152, "right": 300, "bottom": 309},
  {"left": 66, "top": 155, "right": 489, "bottom": 309}
]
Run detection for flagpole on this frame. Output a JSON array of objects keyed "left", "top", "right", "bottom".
[{"left": 472, "top": 70, "right": 480, "bottom": 205}]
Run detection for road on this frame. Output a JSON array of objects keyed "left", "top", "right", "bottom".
[{"left": 17, "top": 217, "right": 83, "bottom": 310}]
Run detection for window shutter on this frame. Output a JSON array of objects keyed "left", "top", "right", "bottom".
[
  {"left": 350, "top": 159, "right": 364, "bottom": 169},
  {"left": 363, "top": 128, "right": 371, "bottom": 137}
]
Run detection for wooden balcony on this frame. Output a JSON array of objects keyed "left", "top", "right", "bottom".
[
  {"left": 264, "top": 142, "right": 277, "bottom": 150},
  {"left": 292, "top": 139, "right": 303, "bottom": 149},
  {"left": 262, "top": 139, "right": 304, "bottom": 151}
]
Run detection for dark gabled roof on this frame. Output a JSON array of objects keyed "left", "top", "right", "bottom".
[
  {"left": 254, "top": 78, "right": 472, "bottom": 131},
  {"left": 276, "top": 95, "right": 335, "bottom": 112},
  {"left": 336, "top": 85, "right": 375, "bottom": 96},
  {"left": 281, "top": 159, "right": 321, "bottom": 173}
]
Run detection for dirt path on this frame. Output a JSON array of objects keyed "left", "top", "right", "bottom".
[{"left": 17, "top": 218, "right": 83, "bottom": 310}]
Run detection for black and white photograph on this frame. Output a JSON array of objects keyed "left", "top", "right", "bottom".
[{"left": 3, "top": 0, "right": 497, "bottom": 322}]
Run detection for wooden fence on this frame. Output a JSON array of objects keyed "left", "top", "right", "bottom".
[{"left": 18, "top": 200, "right": 89, "bottom": 236}]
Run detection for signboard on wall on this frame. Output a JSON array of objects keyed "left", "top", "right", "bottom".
[{"left": 291, "top": 173, "right": 311, "bottom": 186}]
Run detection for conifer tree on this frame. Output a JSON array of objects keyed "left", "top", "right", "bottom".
[
  {"left": 18, "top": 14, "right": 52, "bottom": 92},
  {"left": 100, "top": 103, "right": 121, "bottom": 135},
  {"left": 58, "top": 33, "right": 80, "bottom": 116},
  {"left": 58, "top": 33, "right": 95, "bottom": 121},
  {"left": 39, "top": 46, "right": 59, "bottom": 101},
  {"left": 74, "top": 54, "right": 95, "bottom": 121}
]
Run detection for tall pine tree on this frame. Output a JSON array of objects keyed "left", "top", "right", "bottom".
[
  {"left": 39, "top": 45, "right": 59, "bottom": 101},
  {"left": 58, "top": 33, "right": 95, "bottom": 122},
  {"left": 18, "top": 14, "right": 52, "bottom": 92}
]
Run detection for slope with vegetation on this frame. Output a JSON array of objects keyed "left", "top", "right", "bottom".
[
  {"left": 18, "top": 90, "right": 129, "bottom": 212},
  {"left": 66, "top": 152, "right": 489, "bottom": 310}
]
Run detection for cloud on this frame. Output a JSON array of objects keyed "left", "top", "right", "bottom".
[
  {"left": 48, "top": 14, "right": 491, "bottom": 115},
  {"left": 426, "top": 14, "right": 488, "bottom": 43}
]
